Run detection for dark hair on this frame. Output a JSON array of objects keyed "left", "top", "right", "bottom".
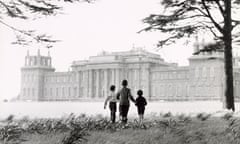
[
  {"left": 122, "top": 79, "right": 128, "bottom": 86},
  {"left": 110, "top": 85, "right": 115, "bottom": 91},
  {"left": 137, "top": 90, "right": 143, "bottom": 96}
]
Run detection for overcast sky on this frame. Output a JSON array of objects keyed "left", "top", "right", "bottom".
[{"left": 0, "top": 0, "right": 195, "bottom": 101}]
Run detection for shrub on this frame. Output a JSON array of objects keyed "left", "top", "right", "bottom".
[
  {"left": 5, "top": 115, "right": 15, "bottom": 123},
  {"left": 62, "top": 128, "right": 89, "bottom": 144},
  {"left": 0, "top": 124, "right": 25, "bottom": 144},
  {"left": 177, "top": 114, "right": 192, "bottom": 123},
  {"left": 222, "top": 113, "right": 233, "bottom": 121},
  {"left": 162, "top": 112, "right": 172, "bottom": 118},
  {"left": 228, "top": 119, "right": 240, "bottom": 141},
  {"left": 196, "top": 113, "right": 211, "bottom": 121}
]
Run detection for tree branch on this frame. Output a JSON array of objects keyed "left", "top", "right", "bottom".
[
  {"left": 214, "top": 0, "right": 225, "bottom": 17},
  {"left": 198, "top": 22, "right": 221, "bottom": 39},
  {"left": 0, "top": 19, "right": 59, "bottom": 45},
  {"left": 202, "top": 0, "right": 224, "bottom": 34}
]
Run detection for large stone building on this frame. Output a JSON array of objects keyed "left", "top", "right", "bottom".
[{"left": 19, "top": 44, "right": 240, "bottom": 101}]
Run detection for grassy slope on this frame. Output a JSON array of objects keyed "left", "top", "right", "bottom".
[
  {"left": 21, "top": 132, "right": 68, "bottom": 144},
  {"left": 17, "top": 117, "right": 239, "bottom": 144},
  {"left": 86, "top": 118, "right": 231, "bottom": 144}
]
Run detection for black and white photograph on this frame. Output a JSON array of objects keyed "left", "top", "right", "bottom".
[{"left": 1, "top": 0, "right": 240, "bottom": 143}]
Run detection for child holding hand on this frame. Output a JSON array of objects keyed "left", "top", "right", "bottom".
[
  {"left": 135, "top": 90, "right": 147, "bottom": 124},
  {"left": 104, "top": 85, "right": 118, "bottom": 123}
]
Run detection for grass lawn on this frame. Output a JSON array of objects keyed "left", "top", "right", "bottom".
[{"left": 1, "top": 113, "right": 240, "bottom": 144}]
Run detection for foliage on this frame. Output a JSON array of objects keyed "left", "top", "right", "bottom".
[
  {"left": 0, "top": 124, "right": 25, "bottom": 144},
  {"left": 0, "top": 0, "right": 93, "bottom": 47},
  {"left": 141, "top": 0, "right": 239, "bottom": 111},
  {"left": 162, "top": 112, "right": 172, "bottom": 118},
  {"left": 62, "top": 128, "right": 88, "bottom": 144},
  {"left": 3, "top": 113, "right": 240, "bottom": 143},
  {"left": 176, "top": 113, "right": 192, "bottom": 122},
  {"left": 141, "top": 0, "right": 240, "bottom": 48},
  {"left": 226, "top": 118, "right": 240, "bottom": 143},
  {"left": 196, "top": 113, "right": 211, "bottom": 121},
  {"left": 222, "top": 112, "right": 234, "bottom": 121}
]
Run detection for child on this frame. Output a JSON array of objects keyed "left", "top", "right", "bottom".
[
  {"left": 135, "top": 89, "right": 147, "bottom": 124},
  {"left": 104, "top": 85, "right": 118, "bottom": 123},
  {"left": 116, "top": 79, "right": 135, "bottom": 123}
]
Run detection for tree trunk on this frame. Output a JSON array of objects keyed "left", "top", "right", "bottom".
[{"left": 224, "top": 1, "right": 235, "bottom": 111}]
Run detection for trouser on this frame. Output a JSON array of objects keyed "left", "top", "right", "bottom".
[
  {"left": 119, "top": 105, "right": 129, "bottom": 123},
  {"left": 109, "top": 102, "right": 117, "bottom": 123},
  {"left": 138, "top": 107, "right": 145, "bottom": 124}
]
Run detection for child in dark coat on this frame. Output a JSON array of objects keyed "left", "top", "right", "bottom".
[{"left": 135, "top": 90, "right": 147, "bottom": 124}]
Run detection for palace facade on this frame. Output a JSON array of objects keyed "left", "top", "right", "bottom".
[{"left": 19, "top": 44, "right": 240, "bottom": 101}]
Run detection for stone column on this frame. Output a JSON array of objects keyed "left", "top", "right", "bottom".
[
  {"left": 83, "top": 70, "right": 88, "bottom": 98},
  {"left": 78, "top": 71, "right": 82, "bottom": 98},
  {"left": 144, "top": 67, "right": 150, "bottom": 100},
  {"left": 139, "top": 68, "right": 142, "bottom": 89},
  {"left": 88, "top": 70, "right": 93, "bottom": 98},
  {"left": 111, "top": 69, "right": 115, "bottom": 86},
  {"left": 49, "top": 58, "right": 52, "bottom": 67},
  {"left": 135, "top": 69, "right": 138, "bottom": 94},
  {"left": 104, "top": 69, "right": 108, "bottom": 97},
  {"left": 116, "top": 68, "right": 120, "bottom": 90},
  {"left": 96, "top": 69, "right": 100, "bottom": 98},
  {"left": 129, "top": 69, "right": 133, "bottom": 90}
]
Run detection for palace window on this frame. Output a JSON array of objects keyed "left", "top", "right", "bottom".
[
  {"left": 62, "top": 87, "right": 65, "bottom": 97},
  {"left": 74, "top": 87, "right": 77, "bottom": 97},
  {"left": 79, "top": 87, "right": 83, "bottom": 97},
  {"left": 73, "top": 74, "right": 77, "bottom": 82},
  {"left": 206, "top": 67, "right": 210, "bottom": 77},
  {"left": 56, "top": 88, "right": 59, "bottom": 97},
  {"left": 50, "top": 88, "right": 53, "bottom": 97},
  {"left": 202, "top": 67, "right": 207, "bottom": 78},
  {"left": 34, "top": 57, "right": 37, "bottom": 65},
  {"left": 199, "top": 68, "right": 202, "bottom": 78},
  {"left": 165, "top": 73, "right": 169, "bottom": 79},
  {"left": 27, "top": 88, "right": 30, "bottom": 97},
  {"left": 68, "top": 87, "right": 71, "bottom": 97},
  {"left": 44, "top": 88, "right": 47, "bottom": 96},
  {"left": 173, "top": 72, "right": 176, "bottom": 79},
  {"left": 23, "top": 88, "right": 26, "bottom": 96},
  {"left": 169, "top": 73, "right": 172, "bottom": 79},
  {"left": 195, "top": 67, "right": 199, "bottom": 78},
  {"left": 168, "top": 84, "right": 172, "bottom": 96},
  {"left": 79, "top": 72, "right": 83, "bottom": 82},
  {"left": 210, "top": 67, "right": 215, "bottom": 78}
]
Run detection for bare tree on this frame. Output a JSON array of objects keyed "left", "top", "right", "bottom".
[
  {"left": 140, "top": 0, "right": 240, "bottom": 111},
  {"left": 0, "top": 0, "right": 92, "bottom": 48}
]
